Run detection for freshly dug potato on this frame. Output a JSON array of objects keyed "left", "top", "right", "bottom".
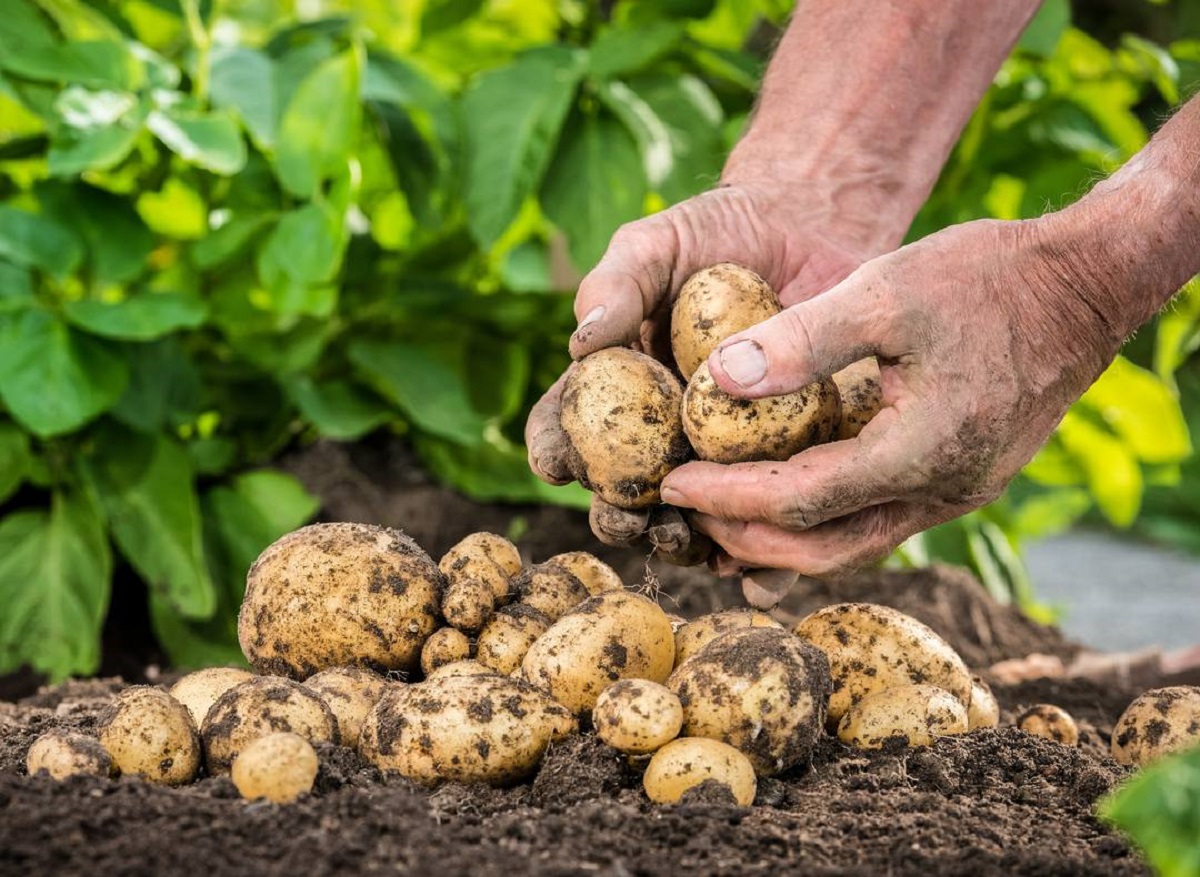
[
  {"left": 836, "top": 684, "right": 968, "bottom": 750},
  {"left": 441, "top": 577, "right": 495, "bottom": 633},
  {"left": 831, "top": 358, "right": 884, "bottom": 440},
  {"left": 560, "top": 348, "right": 690, "bottom": 509},
  {"left": 231, "top": 732, "right": 319, "bottom": 804},
  {"left": 1111, "top": 686, "right": 1200, "bottom": 766},
  {"left": 967, "top": 676, "right": 1000, "bottom": 730},
  {"left": 674, "top": 610, "right": 783, "bottom": 666},
  {"left": 593, "top": 679, "right": 683, "bottom": 755},
  {"left": 426, "top": 660, "right": 499, "bottom": 680},
  {"left": 201, "top": 676, "right": 338, "bottom": 774},
  {"left": 360, "top": 674, "right": 577, "bottom": 785},
  {"left": 26, "top": 730, "right": 113, "bottom": 780},
  {"left": 512, "top": 562, "right": 589, "bottom": 621},
  {"left": 239, "top": 522, "right": 442, "bottom": 678},
  {"left": 670, "top": 263, "right": 781, "bottom": 380},
  {"left": 545, "top": 551, "right": 623, "bottom": 595},
  {"left": 304, "top": 666, "right": 389, "bottom": 750},
  {"left": 1017, "top": 704, "right": 1078, "bottom": 746},
  {"left": 682, "top": 364, "right": 840, "bottom": 464},
  {"left": 793, "top": 603, "right": 971, "bottom": 725},
  {"left": 421, "top": 627, "right": 473, "bottom": 675},
  {"left": 523, "top": 591, "right": 675, "bottom": 714},
  {"left": 97, "top": 686, "right": 201, "bottom": 785},
  {"left": 476, "top": 604, "right": 551, "bottom": 675},
  {"left": 668, "top": 627, "right": 830, "bottom": 775},
  {"left": 169, "top": 667, "right": 255, "bottom": 727},
  {"left": 643, "top": 737, "right": 757, "bottom": 806},
  {"left": 439, "top": 532, "right": 521, "bottom": 603}
]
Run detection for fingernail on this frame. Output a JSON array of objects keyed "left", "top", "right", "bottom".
[
  {"left": 575, "top": 306, "right": 605, "bottom": 335},
  {"left": 660, "top": 485, "right": 685, "bottom": 505},
  {"left": 719, "top": 340, "right": 767, "bottom": 387}
]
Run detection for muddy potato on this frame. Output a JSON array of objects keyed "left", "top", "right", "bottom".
[
  {"left": 231, "top": 732, "right": 319, "bottom": 804},
  {"left": 439, "top": 532, "right": 521, "bottom": 603},
  {"left": 304, "top": 667, "right": 389, "bottom": 749},
  {"left": 670, "top": 263, "right": 781, "bottom": 380},
  {"left": 421, "top": 627, "right": 473, "bottom": 675},
  {"left": 1017, "top": 704, "right": 1078, "bottom": 747},
  {"left": 643, "top": 737, "right": 757, "bottom": 806},
  {"left": 968, "top": 676, "right": 1000, "bottom": 730},
  {"left": 682, "top": 364, "right": 840, "bottom": 464},
  {"left": 239, "top": 522, "right": 442, "bottom": 678},
  {"left": 523, "top": 591, "right": 675, "bottom": 715},
  {"left": 169, "top": 667, "right": 256, "bottom": 728},
  {"left": 545, "top": 551, "right": 623, "bottom": 595},
  {"left": 674, "top": 610, "right": 783, "bottom": 666},
  {"left": 441, "top": 577, "right": 495, "bottom": 633},
  {"left": 593, "top": 680, "right": 683, "bottom": 755},
  {"left": 26, "top": 730, "right": 113, "bottom": 780},
  {"left": 793, "top": 603, "right": 971, "bottom": 725},
  {"left": 97, "top": 686, "right": 201, "bottom": 785},
  {"left": 1111, "top": 686, "right": 1200, "bottom": 766},
  {"left": 360, "top": 674, "right": 577, "bottom": 785},
  {"left": 831, "top": 358, "right": 884, "bottom": 440},
  {"left": 477, "top": 604, "right": 551, "bottom": 675},
  {"left": 425, "top": 660, "right": 499, "bottom": 680},
  {"left": 837, "top": 684, "right": 968, "bottom": 750},
  {"left": 201, "top": 676, "right": 338, "bottom": 774},
  {"left": 560, "top": 348, "right": 690, "bottom": 509},
  {"left": 512, "top": 562, "right": 590, "bottom": 621}
]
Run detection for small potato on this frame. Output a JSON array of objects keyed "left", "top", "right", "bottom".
[
  {"left": 682, "top": 364, "right": 840, "bottom": 464},
  {"left": 837, "top": 684, "right": 968, "bottom": 750},
  {"left": 169, "top": 667, "right": 255, "bottom": 727},
  {"left": 593, "top": 680, "right": 683, "bottom": 755},
  {"left": 512, "top": 562, "right": 589, "bottom": 621},
  {"left": 670, "top": 263, "right": 781, "bottom": 380},
  {"left": 441, "top": 577, "right": 495, "bottom": 633},
  {"left": 360, "top": 675, "right": 577, "bottom": 785},
  {"left": 304, "top": 667, "right": 389, "bottom": 750},
  {"left": 561, "top": 348, "right": 690, "bottom": 509},
  {"left": 201, "top": 676, "right": 338, "bottom": 774},
  {"left": 439, "top": 532, "right": 521, "bottom": 603},
  {"left": 239, "top": 522, "right": 443, "bottom": 678},
  {"left": 231, "top": 732, "right": 318, "bottom": 804},
  {"left": 425, "top": 660, "right": 499, "bottom": 680},
  {"left": 97, "top": 686, "right": 200, "bottom": 785},
  {"left": 545, "top": 552, "right": 623, "bottom": 595},
  {"left": 477, "top": 604, "right": 551, "bottom": 675},
  {"left": 831, "top": 358, "right": 884, "bottom": 440},
  {"left": 1017, "top": 704, "right": 1079, "bottom": 746},
  {"left": 1111, "top": 686, "right": 1200, "bottom": 766},
  {"left": 26, "top": 730, "right": 112, "bottom": 780},
  {"left": 421, "top": 627, "right": 473, "bottom": 675},
  {"left": 674, "top": 610, "right": 783, "bottom": 666},
  {"left": 968, "top": 676, "right": 1000, "bottom": 730},
  {"left": 668, "top": 627, "right": 830, "bottom": 776},
  {"left": 643, "top": 737, "right": 757, "bottom": 807},
  {"left": 794, "top": 603, "right": 971, "bottom": 725},
  {"left": 523, "top": 591, "right": 675, "bottom": 715}
]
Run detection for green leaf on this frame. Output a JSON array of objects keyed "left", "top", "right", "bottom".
[
  {"left": 0, "top": 489, "right": 111, "bottom": 680},
  {"left": 257, "top": 202, "right": 345, "bottom": 290},
  {"left": 1011, "top": 487, "right": 1093, "bottom": 540},
  {"left": 0, "top": 261, "right": 36, "bottom": 313},
  {"left": 625, "top": 74, "right": 725, "bottom": 202},
  {"left": 136, "top": 177, "right": 208, "bottom": 240},
  {"left": 64, "top": 292, "right": 208, "bottom": 341},
  {"left": 47, "top": 114, "right": 143, "bottom": 177},
  {"left": 0, "top": 309, "right": 128, "bottom": 437},
  {"left": 275, "top": 47, "right": 362, "bottom": 199},
  {"left": 192, "top": 214, "right": 274, "bottom": 270},
  {"left": 1079, "top": 356, "right": 1192, "bottom": 464},
  {"left": 0, "top": 205, "right": 83, "bottom": 278},
  {"left": 417, "top": 433, "right": 592, "bottom": 508},
  {"left": 541, "top": 111, "right": 647, "bottom": 271},
  {"left": 110, "top": 339, "right": 203, "bottom": 433},
  {"left": 284, "top": 376, "right": 392, "bottom": 441},
  {"left": 147, "top": 107, "right": 247, "bottom": 175},
  {"left": 463, "top": 46, "right": 586, "bottom": 248},
  {"left": 597, "top": 80, "right": 674, "bottom": 189},
  {"left": 0, "top": 421, "right": 32, "bottom": 504},
  {"left": 209, "top": 47, "right": 277, "bottom": 149},
  {"left": 39, "top": 183, "right": 155, "bottom": 284},
  {"left": 1055, "top": 411, "right": 1143, "bottom": 527},
  {"left": 421, "top": 0, "right": 487, "bottom": 34},
  {"left": 588, "top": 21, "right": 685, "bottom": 80},
  {"left": 1019, "top": 0, "right": 1070, "bottom": 58},
  {"left": 1, "top": 38, "right": 140, "bottom": 91}
]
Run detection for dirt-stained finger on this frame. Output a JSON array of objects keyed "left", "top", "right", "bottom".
[
  {"left": 739, "top": 568, "right": 799, "bottom": 610},
  {"left": 525, "top": 368, "right": 576, "bottom": 485},
  {"left": 589, "top": 496, "right": 651, "bottom": 548},
  {"left": 648, "top": 506, "right": 713, "bottom": 567}
]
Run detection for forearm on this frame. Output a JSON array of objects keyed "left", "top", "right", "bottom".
[{"left": 723, "top": 0, "right": 1042, "bottom": 255}]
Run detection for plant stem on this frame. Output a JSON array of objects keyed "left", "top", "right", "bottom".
[{"left": 182, "top": 0, "right": 212, "bottom": 102}]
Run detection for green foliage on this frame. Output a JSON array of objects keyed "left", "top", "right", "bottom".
[{"left": 1100, "top": 745, "right": 1200, "bottom": 877}]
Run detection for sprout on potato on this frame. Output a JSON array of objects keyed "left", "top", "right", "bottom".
[
  {"left": 230, "top": 732, "right": 319, "bottom": 804},
  {"left": 593, "top": 679, "right": 683, "bottom": 755},
  {"left": 837, "top": 684, "right": 968, "bottom": 750},
  {"left": 643, "top": 737, "right": 757, "bottom": 807},
  {"left": 1111, "top": 686, "right": 1200, "bottom": 766},
  {"left": 97, "top": 686, "right": 201, "bottom": 785},
  {"left": 304, "top": 666, "right": 389, "bottom": 750},
  {"left": 1017, "top": 704, "right": 1079, "bottom": 747},
  {"left": 25, "top": 730, "right": 113, "bottom": 781},
  {"left": 169, "top": 667, "right": 256, "bottom": 728}
]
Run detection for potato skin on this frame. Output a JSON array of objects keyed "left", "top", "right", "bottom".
[
  {"left": 97, "top": 686, "right": 201, "bottom": 785},
  {"left": 967, "top": 676, "right": 1000, "bottom": 730},
  {"left": 239, "top": 522, "right": 443, "bottom": 678},
  {"left": 593, "top": 679, "right": 683, "bottom": 755},
  {"left": 421, "top": 627, "right": 473, "bottom": 675},
  {"left": 561, "top": 348, "right": 690, "bottom": 509},
  {"left": 670, "top": 263, "right": 781, "bottom": 380},
  {"left": 26, "top": 730, "right": 113, "bottom": 781},
  {"left": 304, "top": 666, "right": 389, "bottom": 750},
  {"left": 643, "top": 737, "right": 757, "bottom": 806},
  {"left": 231, "top": 732, "right": 318, "bottom": 804},
  {"left": 836, "top": 684, "right": 968, "bottom": 750},
  {"left": 1111, "top": 686, "right": 1200, "bottom": 766},
  {"left": 793, "top": 603, "right": 971, "bottom": 725},
  {"left": 674, "top": 610, "right": 782, "bottom": 666},
  {"left": 477, "top": 604, "right": 551, "bottom": 675},
  {"left": 512, "top": 562, "right": 589, "bottom": 621},
  {"left": 425, "top": 660, "right": 499, "bottom": 680},
  {"left": 441, "top": 577, "right": 495, "bottom": 633},
  {"left": 831, "top": 358, "right": 884, "bottom": 440},
  {"left": 360, "top": 675, "right": 577, "bottom": 785},
  {"left": 682, "top": 364, "right": 840, "bottom": 464},
  {"left": 169, "top": 667, "right": 255, "bottom": 728},
  {"left": 439, "top": 532, "right": 521, "bottom": 603},
  {"left": 1017, "top": 704, "right": 1078, "bottom": 747},
  {"left": 545, "top": 552, "right": 623, "bottom": 595}
]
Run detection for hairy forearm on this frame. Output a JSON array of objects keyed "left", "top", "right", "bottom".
[{"left": 723, "top": 0, "right": 1041, "bottom": 254}]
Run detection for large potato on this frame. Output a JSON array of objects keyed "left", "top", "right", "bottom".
[
  {"left": 522, "top": 591, "right": 675, "bottom": 714},
  {"left": 668, "top": 627, "right": 830, "bottom": 776},
  {"left": 793, "top": 603, "right": 971, "bottom": 725},
  {"left": 304, "top": 666, "right": 389, "bottom": 750},
  {"left": 836, "top": 684, "right": 968, "bottom": 750},
  {"left": 682, "top": 364, "right": 840, "bottom": 464},
  {"left": 26, "top": 730, "right": 113, "bottom": 781},
  {"left": 674, "top": 610, "right": 782, "bottom": 666},
  {"left": 360, "top": 675, "right": 577, "bottom": 785},
  {"left": 643, "top": 737, "right": 757, "bottom": 806},
  {"left": 439, "top": 532, "right": 521, "bottom": 604},
  {"left": 1111, "top": 686, "right": 1200, "bottom": 767},
  {"left": 561, "top": 348, "right": 690, "bottom": 509},
  {"left": 97, "top": 686, "right": 201, "bottom": 785},
  {"left": 169, "top": 667, "right": 255, "bottom": 727},
  {"left": 238, "top": 522, "right": 443, "bottom": 678},
  {"left": 670, "top": 263, "right": 781, "bottom": 380},
  {"left": 831, "top": 358, "right": 884, "bottom": 440}
]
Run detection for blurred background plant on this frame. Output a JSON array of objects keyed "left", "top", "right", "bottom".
[{"left": 0, "top": 0, "right": 1198, "bottom": 679}]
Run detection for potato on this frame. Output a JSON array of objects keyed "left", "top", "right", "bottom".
[
  {"left": 230, "top": 732, "right": 318, "bottom": 803},
  {"left": 668, "top": 627, "right": 830, "bottom": 776},
  {"left": 523, "top": 591, "right": 675, "bottom": 714},
  {"left": 831, "top": 358, "right": 884, "bottom": 440},
  {"left": 169, "top": 667, "right": 255, "bottom": 727},
  {"left": 593, "top": 680, "right": 683, "bottom": 755},
  {"left": 439, "top": 532, "right": 521, "bottom": 603},
  {"left": 304, "top": 666, "right": 389, "bottom": 750},
  {"left": 1111, "top": 686, "right": 1200, "bottom": 766},
  {"left": 967, "top": 676, "right": 1000, "bottom": 730},
  {"left": 1017, "top": 704, "right": 1078, "bottom": 746},
  {"left": 425, "top": 660, "right": 499, "bottom": 680},
  {"left": 239, "top": 522, "right": 442, "bottom": 678},
  {"left": 674, "top": 610, "right": 783, "bottom": 666},
  {"left": 97, "top": 686, "right": 201, "bottom": 785},
  {"left": 836, "top": 684, "right": 968, "bottom": 750},
  {"left": 793, "top": 603, "right": 971, "bottom": 725},
  {"left": 682, "top": 364, "right": 840, "bottom": 464},
  {"left": 421, "top": 627, "right": 473, "bottom": 675},
  {"left": 360, "top": 674, "right": 577, "bottom": 785},
  {"left": 477, "top": 604, "right": 551, "bottom": 675},
  {"left": 512, "top": 562, "right": 589, "bottom": 621},
  {"left": 201, "top": 676, "right": 338, "bottom": 774},
  {"left": 545, "top": 551, "right": 623, "bottom": 595},
  {"left": 441, "top": 577, "right": 495, "bottom": 633},
  {"left": 26, "top": 730, "right": 112, "bottom": 780},
  {"left": 560, "top": 348, "right": 690, "bottom": 509},
  {"left": 643, "top": 738, "right": 757, "bottom": 807},
  {"left": 670, "top": 263, "right": 781, "bottom": 380}
]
